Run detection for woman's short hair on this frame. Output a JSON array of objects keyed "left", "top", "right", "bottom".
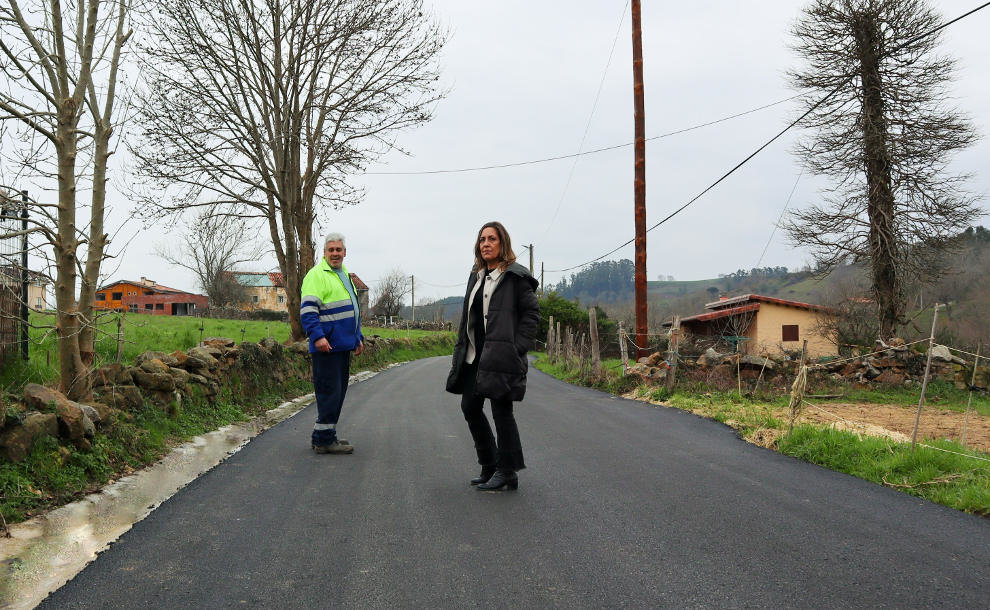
[
  {"left": 473, "top": 221, "right": 517, "bottom": 271},
  {"left": 324, "top": 232, "right": 346, "bottom": 247}
]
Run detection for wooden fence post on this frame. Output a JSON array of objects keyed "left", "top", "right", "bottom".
[
  {"left": 912, "top": 304, "right": 941, "bottom": 451},
  {"left": 961, "top": 343, "right": 981, "bottom": 447},
  {"left": 555, "top": 321, "right": 562, "bottom": 362},
  {"left": 665, "top": 316, "right": 679, "bottom": 390},
  {"left": 589, "top": 308, "right": 601, "bottom": 378},
  {"left": 618, "top": 321, "right": 629, "bottom": 373},
  {"left": 547, "top": 315, "right": 555, "bottom": 362}
]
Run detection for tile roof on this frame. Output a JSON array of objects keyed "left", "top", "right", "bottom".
[{"left": 705, "top": 294, "right": 830, "bottom": 313}]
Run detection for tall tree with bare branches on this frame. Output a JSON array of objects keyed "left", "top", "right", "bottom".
[
  {"left": 132, "top": 0, "right": 446, "bottom": 341},
  {"left": 784, "top": 0, "right": 981, "bottom": 340},
  {"left": 0, "top": 0, "right": 132, "bottom": 398},
  {"left": 371, "top": 268, "right": 410, "bottom": 319},
  {"left": 157, "top": 212, "right": 259, "bottom": 307}
]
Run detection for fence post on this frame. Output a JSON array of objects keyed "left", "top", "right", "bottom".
[
  {"left": 618, "top": 321, "right": 629, "bottom": 373},
  {"left": 961, "top": 342, "right": 981, "bottom": 447},
  {"left": 555, "top": 321, "right": 562, "bottom": 362},
  {"left": 115, "top": 314, "right": 124, "bottom": 363},
  {"left": 589, "top": 308, "right": 601, "bottom": 378},
  {"left": 911, "top": 304, "right": 941, "bottom": 451},
  {"left": 665, "top": 316, "right": 679, "bottom": 390},
  {"left": 547, "top": 315, "right": 555, "bottom": 362}
]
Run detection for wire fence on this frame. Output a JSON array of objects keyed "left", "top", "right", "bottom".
[{"left": 0, "top": 190, "right": 28, "bottom": 367}]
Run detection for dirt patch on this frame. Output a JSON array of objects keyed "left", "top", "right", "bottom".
[
  {"left": 787, "top": 402, "right": 990, "bottom": 453},
  {"left": 625, "top": 390, "right": 989, "bottom": 453}
]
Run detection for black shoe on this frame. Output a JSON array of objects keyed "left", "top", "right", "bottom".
[
  {"left": 477, "top": 470, "right": 518, "bottom": 491},
  {"left": 470, "top": 466, "right": 497, "bottom": 486}
]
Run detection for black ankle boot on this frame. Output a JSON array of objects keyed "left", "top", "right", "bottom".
[
  {"left": 477, "top": 470, "right": 518, "bottom": 491},
  {"left": 470, "top": 466, "right": 497, "bottom": 486}
]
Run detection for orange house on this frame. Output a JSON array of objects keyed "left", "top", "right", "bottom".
[{"left": 95, "top": 277, "right": 207, "bottom": 316}]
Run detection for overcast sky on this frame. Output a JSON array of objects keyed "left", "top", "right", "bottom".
[{"left": 73, "top": 0, "right": 990, "bottom": 301}]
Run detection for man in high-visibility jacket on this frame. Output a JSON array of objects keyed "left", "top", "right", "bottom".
[{"left": 301, "top": 232, "right": 365, "bottom": 454}]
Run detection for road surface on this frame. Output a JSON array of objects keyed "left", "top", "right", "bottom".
[{"left": 41, "top": 356, "right": 989, "bottom": 607}]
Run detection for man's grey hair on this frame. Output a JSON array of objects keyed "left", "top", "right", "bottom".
[{"left": 324, "top": 232, "right": 346, "bottom": 247}]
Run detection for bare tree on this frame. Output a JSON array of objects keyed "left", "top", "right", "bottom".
[
  {"left": 783, "top": 0, "right": 981, "bottom": 340},
  {"left": 371, "top": 268, "right": 410, "bottom": 319},
  {"left": 131, "top": 0, "right": 446, "bottom": 341},
  {"left": 157, "top": 212, "right": 258, "bottom": 308},
  {"left": 0, "top": 0, "right": 133, "bottom": 398}
]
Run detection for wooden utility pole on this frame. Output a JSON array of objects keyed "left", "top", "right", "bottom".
[
  {"left": 526, "top": 244, "right": 534, "bottom": 275},
  {"left": 540, "top": 262, "right": 544, "bottom": 296},
  {"left": 631, "top": 0, "right": 648, "bottom": 359},
  {"left": 410, "top": 275, "right": 415, "bottom": 322}
]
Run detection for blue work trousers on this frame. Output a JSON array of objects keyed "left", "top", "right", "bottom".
[{"left": 311, "top": 350, "right": 351, "bottom": 446}]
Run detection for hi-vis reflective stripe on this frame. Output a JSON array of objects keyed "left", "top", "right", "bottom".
[
  {"left": 324, "top": 298, "right": 351, "bottom": 309},
  {"left": 320, "top": 311, "right": 355, "bottom": 322},
  {"left": 301, "top": 305, "right": 319, "bottom": 315},
  {"left": 313, "top": 423, "right": 336, "bottom": 430}
]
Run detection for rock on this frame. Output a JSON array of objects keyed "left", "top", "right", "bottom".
[
  {"left": 259, "top": 337, "right": 283, "bottom": 356},
  {"left": 22, "top": 383, "right": 65, "bottom": 412},
  {"left": 739, "top": 354, "right": 775, "bottom": 370},
  {"left": 140, "top": 358, "right": 170, "bottom": 375},
  {"left": 90, "top": 363, "right": 134, "bottom": 388},
  {"left": 697, "top": 348, "right": 727, "bottom": 367},
  {"left": 187, "top": 347, "right": 220, "bottom": 371},
  {"left": 0, "top": 412, "right": 58, "bottom": 462},
  {"left": 929, "top": 344, "right": 966, "bottom": 365},
  {"left": 94, "top": 384, "right": 144, "bottom": 411},
  {"left": 874, "top": 370, "right": 906, "bottom": 385},
  {"left": 131, "top": 367, "right": 176, "bottom": 392},
  {"left": 56, "top": 400, "right": 95, "bottom": 440},
  {"left": 84, "top": 402, "right": 113, "bottom": 424},
  {"left": 646, "top": 352, "right": 664, "bottom": 367},
  {"left": 168, "top": 366, "right": 191, "bottom": 389},
  {"left": 203, "top": 337, "right": 235, "bottom": 348},
  {"left": 78, "top": 404, "right": 102, "bottom": 426},
  {"left": 289, "top": 341, "right": 310, "bottom": 354},
  {"left": 636, "top": 357, "right": 651, "bottom": 365},
  {"left": 170, "top": 350, "right": 189, "bottom": 367},
  {"left": 135, "top": 351, "right": 179, "bottom": 368}
]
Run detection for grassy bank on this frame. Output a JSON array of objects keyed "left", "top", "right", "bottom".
[
  {"left": 1, "top": 327, "right": 454, "bottom": 525},
  {"left": 1, "top": 311, "right": 452, "bottom": 393},
  {"left": 533, "top": 355, "right": 989, "bottom": 517}
]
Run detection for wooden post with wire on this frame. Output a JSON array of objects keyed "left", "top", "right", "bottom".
[
  {"left": 912, "top": 303, "right": 941, "bottom": 451},
  {"left": 618, "top": 321, "right": 630, "bottom": 373},
  {"left": 589, "top": 308, "right": 601, "bottom": 379},
  {"left": 631, "top": 0, "right": 648, "bottom": 360},
  {"left": 961, "top": 342, "right": 981, "bottom": 447},
  {"left": 115, "top": 314, "right": 124, "bottom": 363},
  {"left": 546, "top": 315, "right": 554, "bottom": 362},
  {"left": 665, "top": 316, "right": 679, "bottom": 390}
]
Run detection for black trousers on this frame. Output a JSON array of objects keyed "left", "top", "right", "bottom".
[{"left": 459, "top": 362, "right": 526, "bottom": 472}]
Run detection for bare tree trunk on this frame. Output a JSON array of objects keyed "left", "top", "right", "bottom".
[{"left": 854, "top": 13, "right": 900, "bottom": 340}]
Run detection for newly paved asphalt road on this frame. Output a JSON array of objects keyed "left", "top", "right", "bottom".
[{"left": 42, "top": 357, "right": 988, "bottom": 608}]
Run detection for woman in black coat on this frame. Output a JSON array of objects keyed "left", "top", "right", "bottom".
[{"left": 446, "top": 221, "right": 540, "bottom": 491}]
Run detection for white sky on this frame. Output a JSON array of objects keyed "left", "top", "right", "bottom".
[{"left": 52, "top": 1, "right": 990, "bottom": 300}]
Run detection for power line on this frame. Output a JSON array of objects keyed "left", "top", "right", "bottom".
[
  {"left": 755, "top": 169, "right": 803, "bottom": 269},
  {"left": 545, "top": 1, "right": 990, "bottom": 274},
  {"left": 364, "top": 94, "right": 801, "bottom": 176},
  {"left": 539, "top": 0, "right": 629, "bottom": 244}
]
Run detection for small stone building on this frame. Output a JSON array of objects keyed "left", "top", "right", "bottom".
[{"left": 666, "top": 294, "right": 837, "bottom": 359}]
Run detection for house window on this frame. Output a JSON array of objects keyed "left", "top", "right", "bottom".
[
  {"left": 35, "top": 297, "right": 42, "bottom": 309},
  {"left": 782, "top": 325, "right": 799, "bottom": 342},
  {"left": 145, "top": 304, "right": 153, "bottom": 310},
  {"left": 129, "top": 304, "right": 138, "bottom": 312},
  {"left": 252, "top": 295, "right": 259, "bottom": 304},
  {"left": 277, "top": 295, "right": 285, "bottom": 304},
  {"left": 155, "top": 303, "right": 164, "bottom": 310},
  {"left": 96, "top": 292, "right": 105, "bottom": 301},
  {"left": 144, "top": 291, "right": 153, "bottom": 295},
  {"left": 112, "top": 291, "right": 122, "bottom": 300}
]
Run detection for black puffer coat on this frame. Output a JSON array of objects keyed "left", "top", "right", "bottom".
[{"left": 445, "top": 263, "right": 540, "bottom": 401}]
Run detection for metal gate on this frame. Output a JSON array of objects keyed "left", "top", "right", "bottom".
[{"left": 1, "top": 190, "right": 26, "bottom": 366}]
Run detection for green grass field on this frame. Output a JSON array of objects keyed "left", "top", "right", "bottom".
[{"left": 1, "top": 312, "right": 453, "bottom": 393}]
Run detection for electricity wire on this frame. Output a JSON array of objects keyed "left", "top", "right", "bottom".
[
  {"left": 545, "top": 1, "right": 990, "bottom": 274},
  {"left": 364, "top": 95, "right": 801, "bottom": 176},
  {"left": 539, "top": 0, "right": 629, "bottom": 244},
  {"left": 755, "top": 169, "right": 803, "bottom": 269}
]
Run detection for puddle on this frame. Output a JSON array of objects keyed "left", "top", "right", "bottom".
[{"left": 0, "top": 367, "right": 388, "bottom": 609}]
